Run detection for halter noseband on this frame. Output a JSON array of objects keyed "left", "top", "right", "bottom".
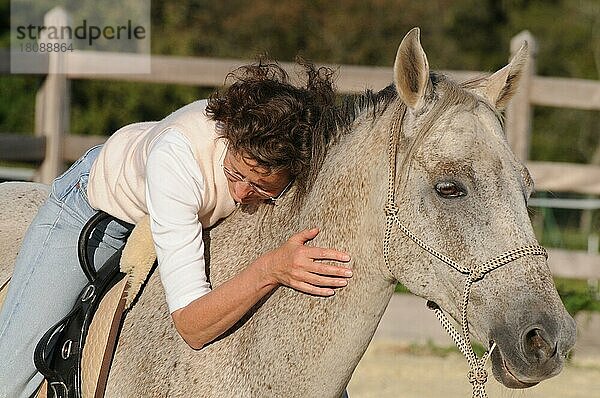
[{"left": 382, "top": 106, "right": 547, "bottom": 398}]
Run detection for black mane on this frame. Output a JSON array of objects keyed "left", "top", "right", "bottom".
[{"left": 335, "top": 84, "right": 398, "bottom": 136}]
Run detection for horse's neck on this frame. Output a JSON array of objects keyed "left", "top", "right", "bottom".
[
  {"left": 298, "top": 108, "right": 393, "bottom": 238},
  {"left": 108, "top": 107, "right": 402, "bottom": 397},
  {"left": 215, "top": 109, "right": 398, "bottom": 394}
]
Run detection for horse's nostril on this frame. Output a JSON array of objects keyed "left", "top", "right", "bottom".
[
  {"left": 524, "top": 328, "right": 555, "bottom": 364},
  {"left": 526, "top": 329, "right": 544, "bottom": 349}
]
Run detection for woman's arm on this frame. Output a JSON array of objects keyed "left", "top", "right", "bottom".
[
  {"left": 171, "top": 227, "right": 351, "bottom": 349},
  {"left": 145, "top": 132, "right": 214, "bottom": 314},
  {"left": 145, "top": 130, "right": 351, "bottom": 349}
]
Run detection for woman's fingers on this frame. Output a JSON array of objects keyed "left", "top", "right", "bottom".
[
  {"left": 287, "top": 228, "right": 351, "bottom": 263},
  {"left": 302, "top": 272, "right": 349, "bottom": 288},
  {"left": 291, "top": 281, "right": 336, "bottom": 297},
  {"left": 286, "top": 259, "right": 351, "bottom": 294},
  {"left": 265, "top": 228, "right": 353, "bottom": 294},
  {"left": 304, "top": 246, "right": 351, "bottom": 263},
  {"left": 304, "top": 261, "right": 353, "bottom": 278}
]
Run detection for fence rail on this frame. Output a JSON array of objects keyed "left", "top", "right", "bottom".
[
  {"left": 3, "top": 49, "right": 600, "bottom": 105},
  {"left": 548, "top": 249, "right": 600, "bottom": 279},
  {"left": 0, "top": 133, "right": 46, "bottom": 162}
]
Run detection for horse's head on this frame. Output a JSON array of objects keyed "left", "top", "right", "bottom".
[{"left": 387, "top": 28, "right": 576, "bottom": 389}]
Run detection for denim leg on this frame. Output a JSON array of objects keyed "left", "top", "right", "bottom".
[{"left": 0, "top": 146, "right": 132, "bottom": 398}]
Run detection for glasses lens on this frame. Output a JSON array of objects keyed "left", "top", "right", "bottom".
[
  {"left": 223, "top": 165, "right": 272, "bottom": 198},
  {"left": 223, "top": 166, "right": 243, "bottom": 182},
  {"left": 251, "top": 185, "right": 272, "bottom": 198}
]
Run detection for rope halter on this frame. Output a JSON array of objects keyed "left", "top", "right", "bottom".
[{"left": 382, "top": 106, "right": 547, "bottom": 398}]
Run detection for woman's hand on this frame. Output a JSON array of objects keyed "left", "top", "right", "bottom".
[
  {"left": 257, "top": 228, "right": 352, "bottom": 296},
  {"left": 172, "top": 227, "right": 352, "bottom": 349}
]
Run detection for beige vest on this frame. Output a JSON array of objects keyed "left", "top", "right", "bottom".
[{"left": 87, "top": 100, "right": 236, "bottom": 226}]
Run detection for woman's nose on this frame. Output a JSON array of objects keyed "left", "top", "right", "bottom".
[{"left": 234, "top": 181, "right": 254, "bottom": 200}]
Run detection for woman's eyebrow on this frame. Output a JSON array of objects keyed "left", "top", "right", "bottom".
[{"left": 230, "top": 164, "right": 276, "bottom": 192}]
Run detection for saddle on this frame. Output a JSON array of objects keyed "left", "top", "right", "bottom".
[{"left": 0, "top": 212, "right": 157, "bottom": 398}]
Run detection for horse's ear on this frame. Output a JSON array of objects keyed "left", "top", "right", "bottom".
[
  {"left": 394, "top": 28, "right": 430, "bottom": 111},
  {"left": 481, "top": 42, "right": 528, "bottom": 110}
]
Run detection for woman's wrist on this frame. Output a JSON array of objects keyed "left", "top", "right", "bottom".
[{"left": 247, "top": 253, "right": 280, "bottom": 292}]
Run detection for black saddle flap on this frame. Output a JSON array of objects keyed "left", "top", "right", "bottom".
[{"left": 33, "top": 212, "right": 129, "bottom": 398}]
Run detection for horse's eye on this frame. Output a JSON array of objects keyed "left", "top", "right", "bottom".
[{"left": 435, "top": 181, "right": 466, "bottom": 198}]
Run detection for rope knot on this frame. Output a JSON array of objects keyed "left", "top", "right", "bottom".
[
  {"left": 384, "top": 202, "right": 399, "bottom": 216},
  {"left": 468, "top": 368, "right": 488, "bottom": 385},
  {"left": 469, "top": 267, "right": 485, "bottom": 282}
]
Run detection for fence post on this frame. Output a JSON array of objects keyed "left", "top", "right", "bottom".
[
  {"left": 505, "top": 30, "right": 537, "bottom": 162},
  {"left": 34, "top": 7, "right": 71, "bottom": 184}
]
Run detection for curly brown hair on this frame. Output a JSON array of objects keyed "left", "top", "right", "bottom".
[{"left": 206, "top": 59, "right": 340, "bottom": 204}]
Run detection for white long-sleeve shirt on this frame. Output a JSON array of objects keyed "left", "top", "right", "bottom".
[
  {"left": 88, "top": 100, "right": 237, "bottom": 313},
  {"left": 146, "top": 130, "right": 216, "bottom": 312}
]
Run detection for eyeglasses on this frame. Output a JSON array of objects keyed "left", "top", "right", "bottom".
[{"left": 222, "top": 165, "right": 293, "bottom": 205}]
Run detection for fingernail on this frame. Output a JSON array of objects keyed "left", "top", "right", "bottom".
[
  {"left": 344, "top": 269, "right": 353, "bottom": 277},
  {"left": 342, "top": 254, "right": 351, "bottom": 261}
]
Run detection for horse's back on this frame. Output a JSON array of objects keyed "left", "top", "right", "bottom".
[{"left": 0, "top": 181, "right": 49, "bottom": 283}]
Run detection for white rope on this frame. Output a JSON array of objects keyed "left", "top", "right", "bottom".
[{"left": 382, "top": 105, "right": 547, "bottom": 397}]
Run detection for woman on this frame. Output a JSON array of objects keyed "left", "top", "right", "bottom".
[{"left": 0, "top": 60, "right": 352, "bottom": 398}]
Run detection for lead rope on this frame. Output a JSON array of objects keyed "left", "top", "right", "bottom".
[{"left": 382, "top": 109, "right": 547, "bottom": 398}]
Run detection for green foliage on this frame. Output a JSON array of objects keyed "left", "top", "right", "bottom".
[
  {"left": 531, "top": 107, "right": 600, "bottom": 164},
  {"left": 394, "top": 283, "right": 410, "bottom": 294},
  {"left": 529, "top": 190, "right": 600, "bottom": 254},
  {"left": 0, "top": 76, "right": 39, "bottom": 134},
  {"left": 555, "top": 277, "right": 600, "bottom": 315},
  {"left": 69, "top": 81, "right": 212, "bottom": 136},
  {"left": 502, "top": 0, "right": 599, "bottom": 79},
  {"left": 404, "top": 340, "right": 487, "bottom": 358},
  {"left": 471, "top": 342, "right": 487, "bottom": 358},
  {"left": 407, "top": 340, "right": 460, "bottom": 357}
]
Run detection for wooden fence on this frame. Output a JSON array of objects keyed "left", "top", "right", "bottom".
[{"left": 1, "top": 8, "right": 598, "bottom": 278}]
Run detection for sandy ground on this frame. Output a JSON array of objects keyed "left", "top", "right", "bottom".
[
  {"left": 347, "top": 294, "right": 600, "bottom": 397},
  {"left": 347, "top": 340, "right": 600, "bottom": 398}
]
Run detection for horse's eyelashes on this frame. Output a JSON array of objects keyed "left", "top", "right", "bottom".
[{"left": 435, "top": 181, "right": 467, "bottom": 198}]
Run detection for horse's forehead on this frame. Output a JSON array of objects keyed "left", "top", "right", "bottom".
[
  {"left": 413, "top": 104, "right": 522, "bottom": 183},
  {"left": 429, "top": 104, "right": 504, "bottom": 153}
]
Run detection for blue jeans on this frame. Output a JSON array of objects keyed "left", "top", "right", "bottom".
[{"left": 0, "top": 146, "right": 133, "bottom": 398}]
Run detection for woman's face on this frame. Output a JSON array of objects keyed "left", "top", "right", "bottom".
[{"left": 222, "top": 150, "right": 292, "bottom": 205}]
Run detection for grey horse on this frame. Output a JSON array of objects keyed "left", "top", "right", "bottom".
[{"left": 0, "top": 28, "right": 576, "bottom": 397}]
